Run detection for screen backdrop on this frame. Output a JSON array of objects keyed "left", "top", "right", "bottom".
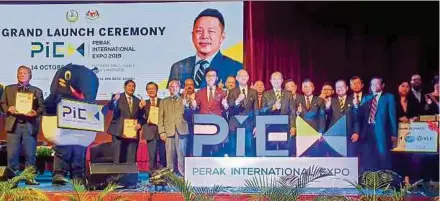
[{"left": 0, "top": 2, "right": 243, "bottom": 100}]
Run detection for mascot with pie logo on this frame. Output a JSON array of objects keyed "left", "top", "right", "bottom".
[{"left": 42, "top": 63, "right": 99, "bottom": 185}]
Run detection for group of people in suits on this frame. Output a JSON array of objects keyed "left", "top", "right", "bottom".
[
  {"left": 107, "top": 63, "right": 439, "bottom": 182},
  {"left": 0, "top": 63, "right": 438, "bottom": 186}
]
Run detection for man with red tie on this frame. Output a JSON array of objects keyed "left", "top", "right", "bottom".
[
  {"left": 195, "top": 68, "right": 229, "bottom": 157},
  {"left": 357, "top": 77, "right": 397, "bottom": 173}
]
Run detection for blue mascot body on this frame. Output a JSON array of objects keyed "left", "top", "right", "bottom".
[{"left": 42, "top": 63, "right": 99, "bottom": 185}]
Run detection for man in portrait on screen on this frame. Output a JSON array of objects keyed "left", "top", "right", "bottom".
[
  {"left": 194, "top": 68, "right": 229, "bottom": 157},
  {"left": 167, "top": 8, "right": 242, "bottom": 89},
  {"left": 0, "top": 65, "right": 44, "bottom": 185},
  {"left": 227, "top": 69, "right": 258, "bottom": 157}
]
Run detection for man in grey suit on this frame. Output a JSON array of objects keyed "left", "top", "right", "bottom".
[
  {"left": 0, "top": 66, "right": 44, "bottom": 185},
  {"left": 261, "top": 72, "right": 295, "bottom": 153},
  {"left": 158, "top": 80, "right": 189, "bottom": 176},
  {"left": 227, "top": 69, "right": 258, "bottom": 156},
  {"left": 107, "top": 80, "right": 143, "bottom": 164},
  {"left": 139, "top": 82, "right": 164, "bottom": 172}
]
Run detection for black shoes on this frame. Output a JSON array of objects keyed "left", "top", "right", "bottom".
[{"left": 52, "top": 175, "right": 68, "bottom": 186}]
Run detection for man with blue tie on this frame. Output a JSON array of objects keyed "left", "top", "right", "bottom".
[
  {"left": 167, "top": 8, "right": 242, "bottom": 88},
  {"left": 357, "top": 77, "right": 397, "bottom": 173}
]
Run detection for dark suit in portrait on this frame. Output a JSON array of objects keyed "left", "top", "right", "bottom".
[
  {"left": 141, "top": 98, "right": 166, "bottom": 171},
  {"left": 107, "top": 93, "right": 143, "bottom": 164},
  {"left": 358, "top": 92, "right": 397, "bottom": 173},
  {"left": 227, "top": 87, "right": 258, "bottom": 157},
  {"left": 261, "top": 89, "right": 294, "bottom": 154},
  {"left": 167, "top": 52, "right": 242, "bottom": 88},
  {"left": 292, "top": 95, "right": 326, "bottom": 157},
  {"left": 326, "top": 96, "right": 359, "bottom": 157},
  {"left": 0, "top": 84, "right": 44, "bottom": 172}
]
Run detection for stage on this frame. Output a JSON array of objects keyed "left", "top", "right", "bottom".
[{"left": 14, "top": 171, "right": 436, "bottom": 201}]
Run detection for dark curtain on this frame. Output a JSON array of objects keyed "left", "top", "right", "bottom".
[{"left": 245, "top": 1, "right": 439, "bottom": 92}]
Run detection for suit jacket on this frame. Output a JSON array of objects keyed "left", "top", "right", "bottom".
[
  {"left": 158, "top": 96, "right": 189, "bottom": 137},
  {"left": 395, "top": 95, "right": 418, "bottom": 120},
  {"left": 261, "top": 89, "right": 295, "bottom": 127},
  {"left": 141, "top": 98, "right": 161, "bottom": 141},
  {"left": 195, "top": 87, "right": 227, "bottom": 116},
  {"left": 358, "top": 92, "right": 397, "bottom": 151},
  {"left": 292, "top": 94, "right": 326, "bottom": 133},
  {"left": 0, "top": 84, "right": 44, "bottom": 133},
  {"left": 167, "top": 51, "right": 243, "bottom": 88},
  {"left": 227, "top": 87, "right": 258, "bottom": 130},
  {"left": 409, "top": 89, "right": 426, "bottom": 116},
  {"left": 107, "top": 93, "right": 143, "bottom": 137},
  {"left": 326, "top": 96, "right": 359, "bottom": 135}
]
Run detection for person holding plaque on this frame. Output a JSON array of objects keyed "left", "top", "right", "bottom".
[
  {"left": 107, "top": 80, "right": 143, "bottom": 164},
  {"left": 139, "top": 82, "right": 164, "bottom": 172},
  {"left": 0, "top": 65, "right": 44, "bottom": 185},
  {"left": 158, "top": 80, "right": 189, "bottom": 176}
]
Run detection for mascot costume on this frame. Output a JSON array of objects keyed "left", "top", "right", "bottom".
[{"left": 42, "top": 63, "right": 99, "bottom": 185}]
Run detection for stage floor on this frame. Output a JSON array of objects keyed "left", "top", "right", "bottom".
[{"left": 15, "top": 171, "right": 436, "bottom": 201}]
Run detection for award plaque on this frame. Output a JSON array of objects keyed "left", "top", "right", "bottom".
[
  {"left": 15, "top": 92, "right": 33, "bottom": 114},
  {"left": 123, "top": 119, "right": 138, "bottom": 139},
  {"left": 148, "top": 106, "right": 159, "bottom": 125}
]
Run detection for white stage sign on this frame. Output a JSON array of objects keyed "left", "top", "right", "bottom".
[
  {"left": 185, "top": 157, "right": 358, "bottom": 188},
  {"left": 393, "top": 122, "right": 439, "bottom": 153}
]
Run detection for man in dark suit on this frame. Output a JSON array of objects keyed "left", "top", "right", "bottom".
[
  {"left": 139, "top": 82, "right": 165, "bottom": 172},
  {"left": 409, "top": 74, "right": 426, "bottom": 116},
  {"left": 195, "top": 68, "right": 229, "bottom": 157},
  {"left": 325, "top": 80, "right": 360, "bottom": 157},
  {"left": 292, "top": 79, "right": 326, "bottom": 157},
  {"left": 0, "top": 66, "right": 44, "bottom": 185},
  {"left": 227, "top": 70, "right": 258, "bottom": 157},
  {"left": 167, "top": 8, "right": 242, "bottom": 89},
  {"left": 182, "top": 78, "right": 197, "bottom": 157},
  {"left": 107, "top": 80, "right": 143, "bottom": 164},
  {"left": 284, "top": 79, "right": 298, "bottom": 101},
  {"left": 357, "top": 77, "right": 397, "bottom": 173},
  {"left": 254, "top": 80, "right": 265, "bottom": 110},
  {"left": 261, "top": 72, "right": 295, "bottom": 153},
  {"left": 349, "top": 76, "right": 366, "bottom": 105}
]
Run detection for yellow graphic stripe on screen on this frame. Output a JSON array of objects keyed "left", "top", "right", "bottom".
[
  {"left": 222, "top": 41, "right": 243, "bottom": 64},
  {"left": 158, "top": 41, "right": 243, "bottom": 90}
]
